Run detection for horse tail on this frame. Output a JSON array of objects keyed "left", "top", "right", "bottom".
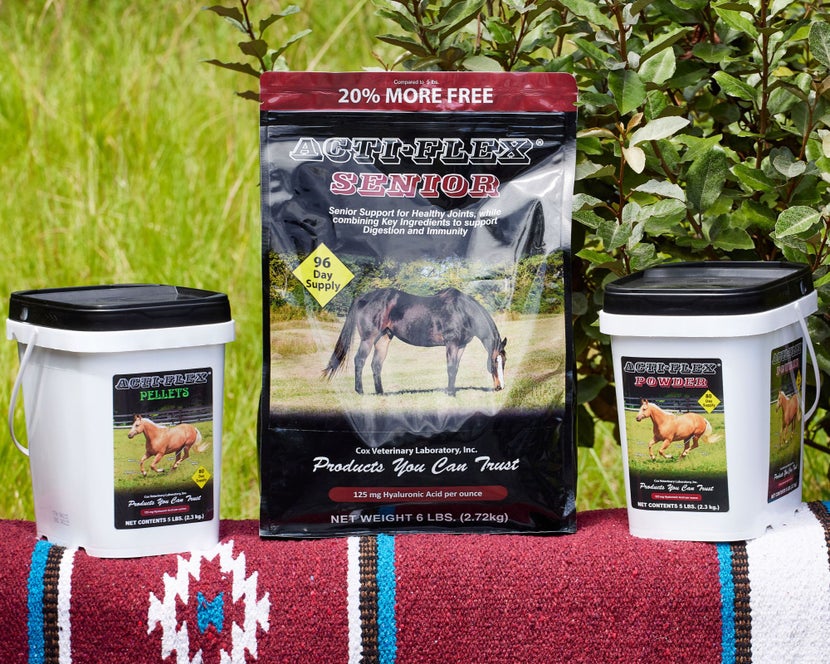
[
  {"left": 701, "top": 419, "right": 721, "bottom": 444},
  {"left": 322, "top": 300, "right": 359, "bottom": 380},
  {"left": 193, "top": 428, "right": 208, "bottom": 453}
]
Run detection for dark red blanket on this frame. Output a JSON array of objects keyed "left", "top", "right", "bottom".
[{"left": 3, "top": 505, "right": 829, "bottom": 663}]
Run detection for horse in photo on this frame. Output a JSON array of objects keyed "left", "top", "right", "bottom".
[
  {"left": 635, "top": 398, "right": 717, "bottom": 460},
  {"left": 127, "top": 415, "right": 206, "bottom": 476},
  {"left": 322, "top": 287, "right": 507, "bottom": 396},
  {"left": 776, "top": 390, "right": 801, "bottom": 447}
]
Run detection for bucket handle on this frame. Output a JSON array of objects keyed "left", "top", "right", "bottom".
[
  {"left": 7, "top": 329, "right": 37, "bottom": 457},
  {"left": 795, "top": 300, "right": 821, "bottom": 421}
]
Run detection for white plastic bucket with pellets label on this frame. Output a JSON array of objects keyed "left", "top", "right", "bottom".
[
  {"left": 7, "top": 285, "right": 235, "bottom": 557},
  {"left": 599, "top": 262, "right": 819, "bottom": 542}
]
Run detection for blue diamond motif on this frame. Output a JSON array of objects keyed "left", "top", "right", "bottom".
[{"left": 196, "top": 591, "right": 224, "bottom": 634}]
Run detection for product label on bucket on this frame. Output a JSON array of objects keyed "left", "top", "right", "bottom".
[
  {"left": 768, "top": 339, "right": 803, "bottom": 502},
  {"left": 620, "top": 357, "right": 728, "bottom": 512},
  {"left": 112, "top": 368, "right": 215, "bottom": 529}
]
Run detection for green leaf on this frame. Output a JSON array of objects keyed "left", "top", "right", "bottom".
[
  {"left": 573, "top": 192, "right": 605, "bottom": 209},
  {"left": 598, "top": 218, "right": 632, "bottom": 250},
  {"left": 236, "top": 90, "right": 261, "bottom": 102},
  {"left": 204, "top": 59, "right": 261, "bottom": 78},
  {"left": 629, "top": 116, "right": 690, "bottom": 147},
  {"left": 437, "top": 0, "right": 486, "bottom": 41},
  {"left": 686, "top": 148, "right": 728, "bottom": 213},
  {"left": 712, "top": 71, "right": 756, "bottom": 102},
  {"left": 608, "top": 69, "right": 646, "bottom": 115},
  {"left": 577, "top": 91, "right": 616, "bottom": 110},
  {"left": 692, "top": 43, "right": 735, "bottom": 64},
  {"left": 640, "top": 198, "right": 687, "bottom": 224},
  {"left": 238, "top": 39, "right": 268, "bottom": 59},
  {"left": 736, "top": 199, "right": 777, "bottom": 231},
  {"left": 485, "top": 17, "right": 514, "bottom": 45},
  {"left": 677, "top": 134, "right": 724, "bottom": 165},
  {"left": 810, "top": 21, "right": 830, "bottom": 69},
  {"left": 376, "top": 34, "right": 432, "bottom": 58},
  {"left": 573, "top": 208, "right": 606, "bottom": 229},
  {"left": 271, "top": 29, "right": 312, "bottom": 58},
  {"left": 577, "top": 374, "right": 607, "bottom": 403},
  {"left": 711, "top": 226, "right": 755, "bottom": 250},
  {"left": 713, "top": 6, "right": 758, "bottom": 39},
  {"left": 204, "top": 5, "right": 244, "bottom": 23},
  {"left": 462, "top": 54, "right": 503, "bottom": 71},
  {"left": 560, "top": 0, "right": 617, "bottom": 30},
  {"left": 259, "top": 5, "right": 302, "bottom": 35},
  {"left": 643, "top": 90, "right": 669, "bottom": 120},
  {"left": 571, "top": 37, "right": 615, "bottom": 66},
  {"left": 376, "top": 8, "right": 420, "bottom": 34},
  {"left": 640, "top": 26, "right": 689, "bottom": 62},
  {"left": 629, "top": 242, "right": 659, "bottom": 271},
  {"left": 731, "top": 163, "right": 778, "bottom": 192},
  {"left": 776, "top": 206, "right": 823, "bottom": 238},
  {"left": 639, "top": 48, "right": 676, "bottom": 85},
  {"left": 772, "top": 150, "right": 807, "bottom": 178},
  {"left": 576, "top": 248, "right": 614, "bottom": 264},
  {"left": 633, "top": 180, "right": 686, "bottom": 200},
  {"left": 578, "top": 127, "right": 617, "bottom": 140}
]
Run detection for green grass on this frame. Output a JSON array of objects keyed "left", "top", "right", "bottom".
[
  {"left": 0, "top": 1, "right": 391, "bottom": 521},
  {"left": 1, "top": 1, "right": 827, "bottom": 523},
  {"left": 113, "top": 421, "right": 215, "bottom": 492},
  {"left": 270, "top": 313, "right": 565, "bottom": 413},
  {"left": 624, "top": 408, "right": 727, "bottom": 473}
]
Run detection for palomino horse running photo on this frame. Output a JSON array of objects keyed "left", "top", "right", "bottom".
[
  {"left": 635, "top": 398, "right": 717, "bottom": 460},
  {"left": 776, "top": 390, "right": 800, "bottom": 447},
  {"left": 322, "top": 287, "right": 507, "bottom": 396},
  {"left": 127, "top": 415, "right": 207, "bottom": 477}
]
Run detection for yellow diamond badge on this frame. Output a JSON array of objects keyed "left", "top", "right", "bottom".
[
  {"left": 698, "top": 390, "right": 721, "bottom": 413},
  {"left": 292, "top": 243, "right": 354, "bottom": 307},
  {"left": 192, "top": 466, "right": 211, "bottom": 489}
]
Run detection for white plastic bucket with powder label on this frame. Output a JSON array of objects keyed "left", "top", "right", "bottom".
[
  {"left": 7, "top": 285, "right": 234, "bottom": 557},
  {"left": 599, "top": 262, "right": 819, "bottom": 541}
]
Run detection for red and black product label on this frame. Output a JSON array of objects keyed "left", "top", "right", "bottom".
[
  {"left": 620, "top": 357, "right": 729, "bottom": 513},
  {"left": 112, "top": 368, "right": 215, "bottom": 529},
  {"left": 258, "top": 72, "right": 577, "bottom": 536}
]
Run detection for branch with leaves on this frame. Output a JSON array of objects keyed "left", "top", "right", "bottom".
[{"left": 205, "top": 1, "right": 310, "bottom": 100}]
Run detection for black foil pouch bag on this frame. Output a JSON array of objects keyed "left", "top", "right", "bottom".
[{"left": 259, "top": 72, "right": 577, "bottom": 536}]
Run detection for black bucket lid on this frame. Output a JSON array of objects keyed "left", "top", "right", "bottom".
[
  {"left": 8, "top": 284, "right": 232, "bottom": 332},
  {"left": 602, "top": 261, "right": 813, "bottom": 316}
]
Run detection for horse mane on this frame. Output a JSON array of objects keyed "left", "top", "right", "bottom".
[{"left": 435, "top": 288, "right": 501, "bottom": 343}]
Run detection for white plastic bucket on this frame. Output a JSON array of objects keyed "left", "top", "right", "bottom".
[
  {"left": 599, "top": 262, "right": 819, "bottom": 541},
  {"left": 6, "top": 285, "right": 235, "bottom": 557}
]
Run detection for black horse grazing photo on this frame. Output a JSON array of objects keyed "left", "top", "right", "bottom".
[{"left": 322, "top": 288, "right": 507, "bottom": 396}]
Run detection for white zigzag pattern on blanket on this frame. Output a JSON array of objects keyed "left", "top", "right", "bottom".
[{"left": 147, "top": 539, "right": 270, "bottom": 664}]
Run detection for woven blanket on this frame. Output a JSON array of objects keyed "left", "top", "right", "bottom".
[{"left": 2, "top": 504, "right": 829, "bottom": 663}]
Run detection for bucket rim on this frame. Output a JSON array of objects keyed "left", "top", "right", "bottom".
[
  {"left": 602, "top": 261, "right": 813, "bottom": 317},
  {"left": 6, "top": 318, "right": 235, "bottom": 353},
  {"left": 8, "top": 284, "right": 231, "bottom": 332},
  {"left": 599, "top": 290, "right": 817, "bottom": 338}
]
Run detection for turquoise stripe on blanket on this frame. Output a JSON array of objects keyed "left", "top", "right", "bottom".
[
  {"left": 26, "top": 540, "right": 74, "bottom": 664},
  {"left": 377, "top": 534, "right": 397, "bottom": 664},
  {"left": 27, "top": 540, "right": 52, "bottom": 664},
  {"left": 716, "top": 543, "right": 735, "bottom": 664},
  {"left": 348, "top": 534, "right": 398, "bottom": 663}
]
